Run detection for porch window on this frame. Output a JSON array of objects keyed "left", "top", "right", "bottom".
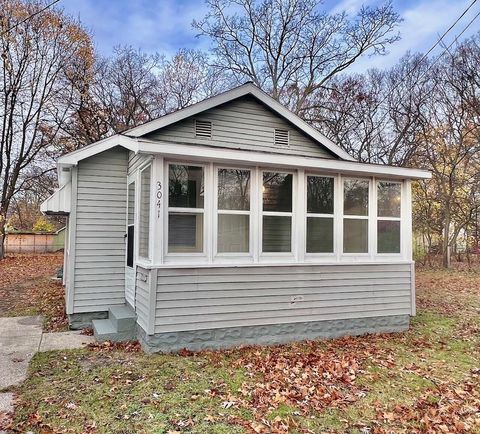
[
  {"left": 343, "top": 179, "right": 369, "bottom": 253},
  {"left": 377, "top": 181, "right": 401, "bottom": 253},
  {"left": 262, "top": 172, "right": 293, "bottom": 253},
  {"left": 306, "top": 175, "right": 334, "bottom": 253},
  {"left": 168, "top": 164, "right": 204, "bottom": 253},
  {"left": 138, "top": 165, "right": 151, "bottom": 259},
  {"left": 217, "top": 168, "right": 251, "bottom": 253}
]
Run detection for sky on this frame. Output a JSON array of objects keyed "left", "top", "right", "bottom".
[{"left": 60, "top": 0, "right": 480, "bottom": 73}]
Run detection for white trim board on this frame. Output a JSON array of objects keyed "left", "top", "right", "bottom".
[
  {"left": 124, "top": 82, "right": 355, "bottom": 161},
  {"left": 58, "top": 135, "right": 139, "bottom": 168},
  {"left": 137, "top": 140, "right": 431, "bottom": 180}
]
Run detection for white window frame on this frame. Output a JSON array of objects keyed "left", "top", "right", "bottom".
[
  {"left": 260, "top": 168, "right": 296, "bottom": 261},
  {"left": 304, "top": 173, "right": 337, "bottom": 258},
  {"left": 213, "top": 165, "right": 254, "bottom": 262},
  {"left": 138, "top": 163, "right": 153, "bottom": 261},
  {"left": 376, "top": 179, "right": 402, "bottom": 256},
  {"left": 153, "top": 155, "right": 409, "bottom": 266},
  {"left": 341, "top": 176, "right": 371, "bottom": 257},
  {"left": 164, "top": 161, "right": 208, "bottom": 261}
]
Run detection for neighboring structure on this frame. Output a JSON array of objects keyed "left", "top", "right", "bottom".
[
  {"left": 5, "top": 227, "right": 65, "bottom": 254},
  {"left": 41, "top": 83, "right": 431, "bottom": 352}
]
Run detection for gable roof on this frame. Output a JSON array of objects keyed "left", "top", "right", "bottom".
[{"left": 124, "top": 82, "right": 355, "bottom": 161}]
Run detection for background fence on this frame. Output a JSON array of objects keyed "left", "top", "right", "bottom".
[{"left": 5, "top": 228, "right": 65, "bottom": 253}]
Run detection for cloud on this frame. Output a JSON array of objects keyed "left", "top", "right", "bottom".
[
  {"left": 61, "top": 0, "right": 210, "bottom": 57},
  {"left": 347, "top": 0, "right": 479, "bottom": 73}
]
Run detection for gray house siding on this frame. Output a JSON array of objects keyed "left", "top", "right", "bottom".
[
  {"left": 72, "top": 147, "right": 128, "bottom": 313},
  {"left": 145, "top": 95, "right": 336, "bottom": 159},
  {"left": 137, "top": 263, "right": 412, "bottom": 351},
  {"left": 135, "top": 266, "right": 150, "bottom": 332},
  {"left": 128, "top": 151, "right": 150, "bottom": 175}
]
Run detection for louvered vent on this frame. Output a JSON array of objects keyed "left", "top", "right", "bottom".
[
  {"left": 195, "top": 120, "right": 212, "bottom": 138},
  {"left": 274, "top": 128, "right": 289, "bottom": 146}
]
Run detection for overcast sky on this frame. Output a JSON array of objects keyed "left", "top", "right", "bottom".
[{"left": 61, "top": 0, "right": 479, "bottom": 73}]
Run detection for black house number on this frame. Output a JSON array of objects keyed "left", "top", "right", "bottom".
[{"left": 156, "top": 181, "right": 162, "bottom": 218}]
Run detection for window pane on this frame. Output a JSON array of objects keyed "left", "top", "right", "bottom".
[
  {"left": 344, "top": 179, "right": 369, "bottom": 216},
  {"left": 378, "top": 182, "right": 401, "bottom": 217},
  {"left": 378, "top": 220, "right": 400, "bottom": 253},
  {"left": 218, "top": 169, "right": 250, "bottom": 211},
  {"left": 263, "top": 172, "right": 292, "bottom": 212},
  {"left": 127, "top": 225, "right": 134, "bottom": 267},
  {"left": 343, "top": 219, "right": 368, "bottom": 253},
  {"left": 307, "top": 176, "right": 334, "bottom": 214},
  {"left": 218, "top": 214, "right": 249, "bottom": 253},
  {"left": 168, "top": 213, "right": 203, "bottom": 253},
  {"left": 139, "top": 166, "right": 151, "bottom": 258},
  {"left": 307, "top": 217, "right": 334, "bottom": 253},
  {"left": 169, "top": 165, "right": 204, "bottom": 208},
  {"left": 262, "top": 216, "right": 291, "bottom": 252}
]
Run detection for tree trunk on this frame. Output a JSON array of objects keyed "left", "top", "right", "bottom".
[
  {"left": 0, "top": 213, "right": 6, "bottom": 260},
  {"left": 443, "top": 211, "right": 451, "bottom": 268}
]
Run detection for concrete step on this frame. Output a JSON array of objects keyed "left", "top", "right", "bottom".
[
  {"left": 92, "top": 319, "right": 136, "bottom": 342},
  {"left": 109, "top": 305, "right": 137, "bottom": 332}
]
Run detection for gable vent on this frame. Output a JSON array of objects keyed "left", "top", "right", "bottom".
[
  {"left": 274, "top": 128, "right": 289, "bottom": 146},
  {"left": 195, "top": 120, "right": 212, "bottom": 138}
]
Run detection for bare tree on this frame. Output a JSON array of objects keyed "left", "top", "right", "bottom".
[
  {"left": 194, "top": 0, "right": 401, "bottom": 113},
  {"left": 305, "top": 53, "right": 433, "bottom": 165},
  {"left": 62, "top": 47, "right": 230, "bottom": 149},
  {"left": 0, "top": 0, "right": 92, "bottom": 258}
]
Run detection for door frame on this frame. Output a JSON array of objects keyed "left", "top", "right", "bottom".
[{"left": 125, "top": 174, "right": 137, "bottom": 308}]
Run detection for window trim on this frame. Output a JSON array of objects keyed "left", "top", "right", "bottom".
[
  {"left": 376, "top": 179, "right": 402, "bottom": 255},
  {"left": 165, "top": 161, "right": 207, "bottom": 258},
  {"left": 213, "top": 165, "right": 253, "bottom": 260},
  {"left": 260, "top": 169, "right": 296, "bottom": 258},
  {"left": 304, "top": 173, "right": 336, "bottom": 257}
]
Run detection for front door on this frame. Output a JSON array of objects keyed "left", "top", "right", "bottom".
[{"left": 125, "top": 179, "right": 136, "bottom": 308}]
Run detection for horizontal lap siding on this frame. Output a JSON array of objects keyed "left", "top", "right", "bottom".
[
  {"left": 135, "top": 267, "right": 150, "bottom": 331},
  {"left": 73, "top": 148, "right": 128, "bottom": 313},
  {"left": 146, "top": 96, "right": 335, "bottom": 159},
  {"left": 128, "top": 152, "right": 150, "bottom": 175},
  {"left": 155, "top": 264, "right": 412, "bottom": 333}
]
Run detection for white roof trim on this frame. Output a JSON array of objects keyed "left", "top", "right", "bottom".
[
  {"left": 57, "top": 134, "right": 139, "bottom": 167},
  {"left": 137, "top": 139, "right": 431, "bottom": 180},
  {"left": 124, "top": 83, "right": 355, "bottom": 161},
  {"left": 40, "top": 182, "right": 71, "bottom": 215}
]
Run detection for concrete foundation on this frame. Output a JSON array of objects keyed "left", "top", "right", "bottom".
[
  {"left": 68, "top": 311, "right": 108, "bottom": 330},
  {"left": 138, "top": 315, "right": 410, "bottom": 353}
]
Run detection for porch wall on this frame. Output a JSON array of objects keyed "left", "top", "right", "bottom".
[
  {"left": 141, "top": 262, "right": 413, "bottom": 351},
  {"left": 72, "top": 147, "right": 128, "bottom": 313}
]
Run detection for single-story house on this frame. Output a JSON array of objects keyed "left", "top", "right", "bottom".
[{"left": 41, "top": 82, "right": 431, "bottom": 352}]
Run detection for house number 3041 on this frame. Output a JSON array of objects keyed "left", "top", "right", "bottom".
[{"left": 156, "top": 181, "right": 162, "bottom": 218}]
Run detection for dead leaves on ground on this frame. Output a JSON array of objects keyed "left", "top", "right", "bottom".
[
  {"left": 0, "top": 253, "right": 67, "bottom": 331},
  {"left": 0, "top": 253, "right": 62, "bottom": 289}
]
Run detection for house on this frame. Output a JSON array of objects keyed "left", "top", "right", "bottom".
[{"left": 41, "top": 83, "right": 431, "bottom": 352}]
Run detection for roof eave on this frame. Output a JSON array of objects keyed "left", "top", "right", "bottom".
[{"left": 136, "top": 139, "right": 431, "bottom": 180}]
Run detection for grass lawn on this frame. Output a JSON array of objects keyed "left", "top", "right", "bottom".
[{"left": 3, "top": 265, "right": 480, "bottom": 433}]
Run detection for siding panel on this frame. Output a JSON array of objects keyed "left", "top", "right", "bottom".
[
  {"left": 135, "top": 267, "right": 151, "bottom": 331},
  {"left": 155, "top": 263, "right": 412, "bottom": 333},
  {"left": 146, "top": 96, "right": 336, "bottom": 159},
  {"left": 73, "top": 147, "right": 128, "bottom": 313}
]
